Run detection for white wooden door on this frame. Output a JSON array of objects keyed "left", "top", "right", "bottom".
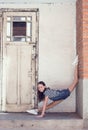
[{"left": 2, "top": 11, "right": 37, "bottom": 112}]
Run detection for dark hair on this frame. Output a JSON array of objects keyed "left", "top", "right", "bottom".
[
  {"left": 37, "top": 81, "right": 46, "bottom": 86},
  {"left": 37, "top": 81, "right": 46, "bottom": 102}
]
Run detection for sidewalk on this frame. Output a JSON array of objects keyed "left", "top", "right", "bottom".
[
  {"left": 0, "top": 112, "right": 87, "bottom": 129},
  {"left": 0, "top": 128, "right": 88, "bottom": 130}
]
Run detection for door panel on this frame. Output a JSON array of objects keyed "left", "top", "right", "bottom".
[
  {"left": 6, "top": 46, "right": 18, "bottom": 104},
  {"left": 20, "top": 46, "right": 32, "bottom": 104}
]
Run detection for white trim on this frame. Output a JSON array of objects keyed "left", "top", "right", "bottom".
[{"left": 2, "top": 12, "right": 7, "bottom": 111}]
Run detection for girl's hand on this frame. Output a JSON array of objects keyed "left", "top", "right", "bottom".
[
  {"left": 37, "top": 114, "right": 45, "bottom": 118},
  {"left": 37, "top": 96, "right": 48, "bottom": 118}
]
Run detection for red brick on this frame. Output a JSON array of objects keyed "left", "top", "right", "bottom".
[{"left": 76, "top": 0, "right": 88, "bottom": 79}]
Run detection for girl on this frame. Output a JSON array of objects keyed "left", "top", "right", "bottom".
[
  {"left": 27, "top": 65, "right": 78, "bottom": 118},
  {"left": 37, "top": 65, "right": 78, "bottom": 117}
]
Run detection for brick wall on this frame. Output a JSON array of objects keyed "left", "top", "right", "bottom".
[{"left": 77, "top": 0, "right": 88, "bottom": 78}]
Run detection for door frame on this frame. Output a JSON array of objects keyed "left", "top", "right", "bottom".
[{"left": 0, "top": 8, "right": 39, "bottom": 111}]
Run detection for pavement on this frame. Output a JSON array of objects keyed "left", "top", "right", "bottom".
[
  {"left": 0, "top": 112, "right": 81, "bottom": 120},
  {"left": 0, "top": 112, "right": 87, "bottom": 130}
]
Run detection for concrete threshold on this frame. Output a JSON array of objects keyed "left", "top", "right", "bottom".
[{"left": 0, "top": 112, "right": 83, "bottom": 129}]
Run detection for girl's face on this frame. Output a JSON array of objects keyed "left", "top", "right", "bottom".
[{"left": 38, "top": 84, "right": 45, "bottom": 92}]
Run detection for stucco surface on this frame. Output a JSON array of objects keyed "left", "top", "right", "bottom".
[{"left": 0, "top": 3, "right": 76, "bottom": 112}]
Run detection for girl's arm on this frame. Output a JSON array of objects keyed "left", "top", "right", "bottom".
[{"left": 37, "top": 96, "right": 48, "bottom": 117}]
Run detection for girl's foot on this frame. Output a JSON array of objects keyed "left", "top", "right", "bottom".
[
  {"left": 26, "top": 109, "right": 38, "bottom": 115},
  {"left": 72, "top": 55, "right": 78, "bottom": 66}
]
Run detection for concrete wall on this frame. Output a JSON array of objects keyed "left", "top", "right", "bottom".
[
  {"left": 0, "top": 2, "right": 76, "bottom": 112},
  {"left": 76, "top": 79, "right": 83, "bottom": 117},
  {"left": 77, "top": 79, "right": 88, "bottom": 119},
  {"left": 83, "top": 79, "right": 88, "bottom": 118}
]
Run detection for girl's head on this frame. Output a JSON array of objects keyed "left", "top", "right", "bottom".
[
  {"left": 37, "top": 81, "right": 46, "bottom": 102},
  {"left": 37, "top": 81, "right": 46, "bottom": 92}
]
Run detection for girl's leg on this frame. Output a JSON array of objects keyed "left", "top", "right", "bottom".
[
  {"left": 68, "top": 65, "right": 78, "bottom": 93},
  {"left": 44, "top": 65, "right": 78, "bottom": 111},
  {"left": 46, "top": 100, "right": 63, "bottom": 110},
  {"left": 38, "top": 100, "right": 63, "bottom": 112}
]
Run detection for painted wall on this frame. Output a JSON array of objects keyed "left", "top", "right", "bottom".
[
  {"left": 0, "top": 2, "right": 76, "bottom": 112},
  {"left": 38, "top": 3, "right": 76, "bottom": 112}
]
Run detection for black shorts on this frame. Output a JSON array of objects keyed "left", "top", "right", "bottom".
[{"left": 50, "top": 89, "right": 71, "bottom": 101}]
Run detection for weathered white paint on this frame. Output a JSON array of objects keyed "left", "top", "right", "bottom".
[
  {"left": 2, "top": 11, "right": 37, "bottom": 112},
  {"left": 0, "top": 2, "right": 76, "bottom": 112}
]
